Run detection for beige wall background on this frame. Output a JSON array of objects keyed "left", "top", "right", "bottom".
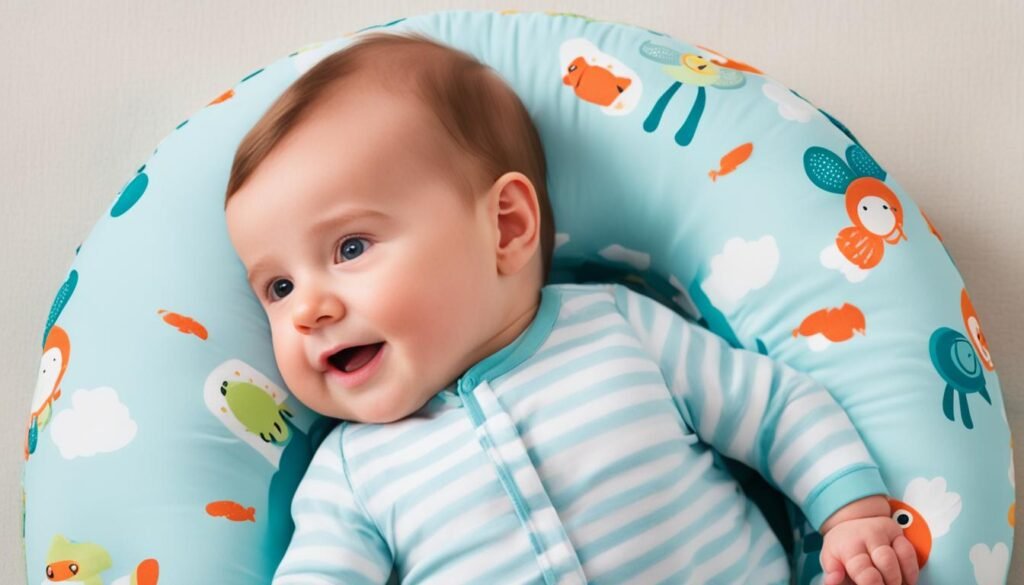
[{"left": 3, "top": 1, "right": 1021, "bottom": 583}]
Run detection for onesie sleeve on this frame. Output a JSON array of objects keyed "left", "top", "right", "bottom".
[
  {"left": 612, "top": 284, "right": 888, "bottom": 531},
  {"left": 272, "top": 424, "right": 394, "bottom": 585}
]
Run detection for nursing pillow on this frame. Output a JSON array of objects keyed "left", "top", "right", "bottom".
[{"left": 21, "top": 10, "right": 1014, "bottom": 584}]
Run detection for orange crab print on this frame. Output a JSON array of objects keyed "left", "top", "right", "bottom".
[
  {"left": 835, "top": 176, "right": 907, "bottom": 270},
  {"left": 804, "top": 144, "right": 907, "bottom": 282},
  {"left": 960, "top": 288, "right": 994, "bottom": 371}
]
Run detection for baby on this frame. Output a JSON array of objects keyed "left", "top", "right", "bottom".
[{"left": 224, "top": 32, "right": 918, "bottom": 585}]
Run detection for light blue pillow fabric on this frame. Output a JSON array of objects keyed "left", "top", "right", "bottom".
[{"left": 22, "top": 10, "right": 1013, "bottom": 584}]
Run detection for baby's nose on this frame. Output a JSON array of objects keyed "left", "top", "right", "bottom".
[{"left": 292, "top": 292, "right": 345, "bottom": 332}]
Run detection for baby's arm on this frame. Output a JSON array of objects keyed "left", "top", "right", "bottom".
[
  {"left": 273, "top": 424, "right": 393, "bottom": 585},
  {"left": 613, "top": 285, "right": 886, "bottom": 529},
  {"left": 819, "top": 495, "right": 919, "bottom": 585}
]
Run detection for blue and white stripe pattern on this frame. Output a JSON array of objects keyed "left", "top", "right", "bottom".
[{"left": 273, "top": 283, "right": 887, "bottom": 584}]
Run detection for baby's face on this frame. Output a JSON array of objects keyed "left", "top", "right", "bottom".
[{"left": 226, "top": 84, "right": 504, "bottom": 423}]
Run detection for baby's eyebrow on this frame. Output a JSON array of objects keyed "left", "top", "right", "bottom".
[
  {"left": 244, "top": 255, "right": 283, "bottom": 285},
  {"left": 309, "top": 208, "right": 390, "bottom": 235},
  {"left": 245, "top": 265, "right": 270, "bottom": 287}
]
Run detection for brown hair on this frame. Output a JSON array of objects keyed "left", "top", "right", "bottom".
[{"left": 225, "top": 31, "right": 555, "bottom": 279}]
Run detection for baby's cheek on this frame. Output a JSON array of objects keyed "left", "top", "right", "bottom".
[
  {"left": 391, "top": 296, "right": 452, "bottom": 348},
  {"left": 271, "top": 334, "right": 305, "bottom": 383}
]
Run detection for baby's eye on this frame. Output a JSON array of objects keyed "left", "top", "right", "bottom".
[
  {"left": 336, "top": 237, "right": 372, "bottom": 263},
  {"left": 266, "top": 278, "right": 293, "bottom": 302}
]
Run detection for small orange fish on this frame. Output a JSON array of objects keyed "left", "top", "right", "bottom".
[
  {"left": 158, "top": 309, "right": 208, "bottom": 340},
  {"left": 792, "top": 303, "right": 865, "bottom": 342},
  {"left": 206, "top": 500, "right": 256, "bottom": 522},
  {"left": 208, "top": 88, "right": 234, "bottom": 106},
  {"left": 563, "top": 56, "right": 632, "bottom": 106},
  {"left": 709, "top": 142, "right": 753, "bottom": 182}
]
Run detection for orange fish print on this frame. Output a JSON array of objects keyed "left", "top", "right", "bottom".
[
  {"left": 563, "top": 56, "right": 632, "bottom": 106},
  {"left": 207, "top": 88, "right": 234, "bottom": 106},
  {"left": 158, "top": 309, "right": 208, "bottom": 340},
  {"left": 206, "top": 500, "right": 256, "bottom": 522},
  {"left": 709, "top": 142, "right": 753, "bottom": 181},
  {"left": 793, "top": 303, "right": 865, "bottom": 351}
]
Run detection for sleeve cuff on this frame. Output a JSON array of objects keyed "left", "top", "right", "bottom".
[{"left": 803, "top": 465, "right": 888, "bottom": 531}]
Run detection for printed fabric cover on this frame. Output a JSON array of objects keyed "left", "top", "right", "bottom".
[{"left": 21, "top": 9, "right": 1014, "bottom": 585}]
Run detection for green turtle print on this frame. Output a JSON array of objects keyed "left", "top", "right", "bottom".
[{"left": 220, "top": 380, "right": 294, "bottom": 443}]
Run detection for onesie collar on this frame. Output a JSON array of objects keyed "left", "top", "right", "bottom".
[
  {"left": 431, "top": 285, "right": 561, "bottom": 404},
  {"left": 460, "top": 285, "right": 562, "bottom": 389}
]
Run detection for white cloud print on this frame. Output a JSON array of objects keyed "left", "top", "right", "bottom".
[
  {"left": 50, "top": 387, "right": 138, "bottom": 459},
  {"left": 761, "top": 80, "right": 817, "bottom": 122},
  {"left": 701, "top": 236, "right": 779, "bottom": 312},
  {"left": 970, "top": 542, "right": 1009, "bottom": 585}
]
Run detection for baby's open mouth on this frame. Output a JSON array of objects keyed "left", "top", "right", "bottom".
[{"left": 328, "top": 342, "right": 385, "bottom": 373}]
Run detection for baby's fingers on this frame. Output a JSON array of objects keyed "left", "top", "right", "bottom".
[
  {"left": 892, "top": 535, "right": 920, "bottom": 584},
  {"left": 844, "top": 552, "right": 886, "bottom": 585},
  {"left": 868, "top": 545, "right": 902, "bottom": 585},
  {"left": 819, "top": 549, "right": 847, "bottom": 585},
  {"left": 822, "top": 567, "right": 846, "bottom": 585}
]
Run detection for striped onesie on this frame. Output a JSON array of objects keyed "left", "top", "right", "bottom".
[{"left": 273, "top": 283, "right": 887, "bottom": 584}]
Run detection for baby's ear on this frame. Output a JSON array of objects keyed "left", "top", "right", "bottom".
[{"left": 490, "top": 171, "right": 541, "bottom": 276}]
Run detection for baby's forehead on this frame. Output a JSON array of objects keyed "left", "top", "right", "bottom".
[
  {"left": 315, "top": 86, "right": 470, "bottom": 172},
  {"left": 312, "top": 78, "right": 447, "bottom": 145}
]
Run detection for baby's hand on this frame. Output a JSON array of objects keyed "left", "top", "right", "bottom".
[{"left": 820, "top": 513, "right": 919, "bottom": 585}]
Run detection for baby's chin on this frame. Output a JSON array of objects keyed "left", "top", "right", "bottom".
[{"left": 328, "top": 391, "right": 431, "bottom": 425}]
